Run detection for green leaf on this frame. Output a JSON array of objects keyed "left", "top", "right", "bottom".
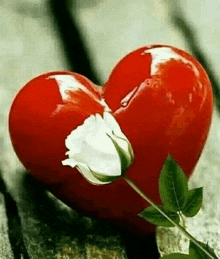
[
  {"left": 182, "top": 187, "right": 203, "bottom": 217},
  {"left": 139, "top": 205, "right": 180, "bottom": 227},
  {"left": 159, "top": 155, "right": 188, "bottom": 213},
  {"left": 189, "top": 240, "right": 218, "bottom": 259},
  {"left": 160, "top": 253, "right": 193, "bottom": 258}
]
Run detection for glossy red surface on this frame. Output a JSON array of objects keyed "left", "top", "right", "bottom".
[{"left": 9, "top": 45, "right": 213, "bottom": 236}]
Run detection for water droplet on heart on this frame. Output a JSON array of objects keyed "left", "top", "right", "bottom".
[
  {"left": 120, "top": 79, "right": 152, "bottom": 107},
  {"left": 120, "top": 86, "right": 139, "bottom": 107},
  {"left": 121, "top": 101, "right": 128, "bottom": 107}
]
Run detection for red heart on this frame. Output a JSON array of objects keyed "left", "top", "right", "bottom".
[{"left": 9, "top": 44, "right": 213, "bottom": 236}]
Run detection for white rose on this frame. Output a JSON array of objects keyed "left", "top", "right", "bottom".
[{"left": 62, "top": 112, "right": 133, "bottom": 184}]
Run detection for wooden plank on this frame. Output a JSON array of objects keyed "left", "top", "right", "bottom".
[
  {"left": 0, "top": 194, "right": 14, "bottom": 259},
  {"left": 0, "top": 169, "right": 126, "bottom": 258},
  {"left": 2, "top": 169, "right": 126, "bottom": 259}
]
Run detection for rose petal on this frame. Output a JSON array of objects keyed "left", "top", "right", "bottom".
[{"left": 62, "top": 112, "right": 133, "bottom": 184}]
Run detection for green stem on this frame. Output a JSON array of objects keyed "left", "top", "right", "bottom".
[
  {"left": 179, "top": 212, "right": 186, "bottom": 229},
  {"left": 124, "top": 176, "right": 215, "bottom": 259}
]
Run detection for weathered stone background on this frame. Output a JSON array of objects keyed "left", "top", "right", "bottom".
[{"left": 1, "top": 0, "right": 220, "bottom": 258}]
